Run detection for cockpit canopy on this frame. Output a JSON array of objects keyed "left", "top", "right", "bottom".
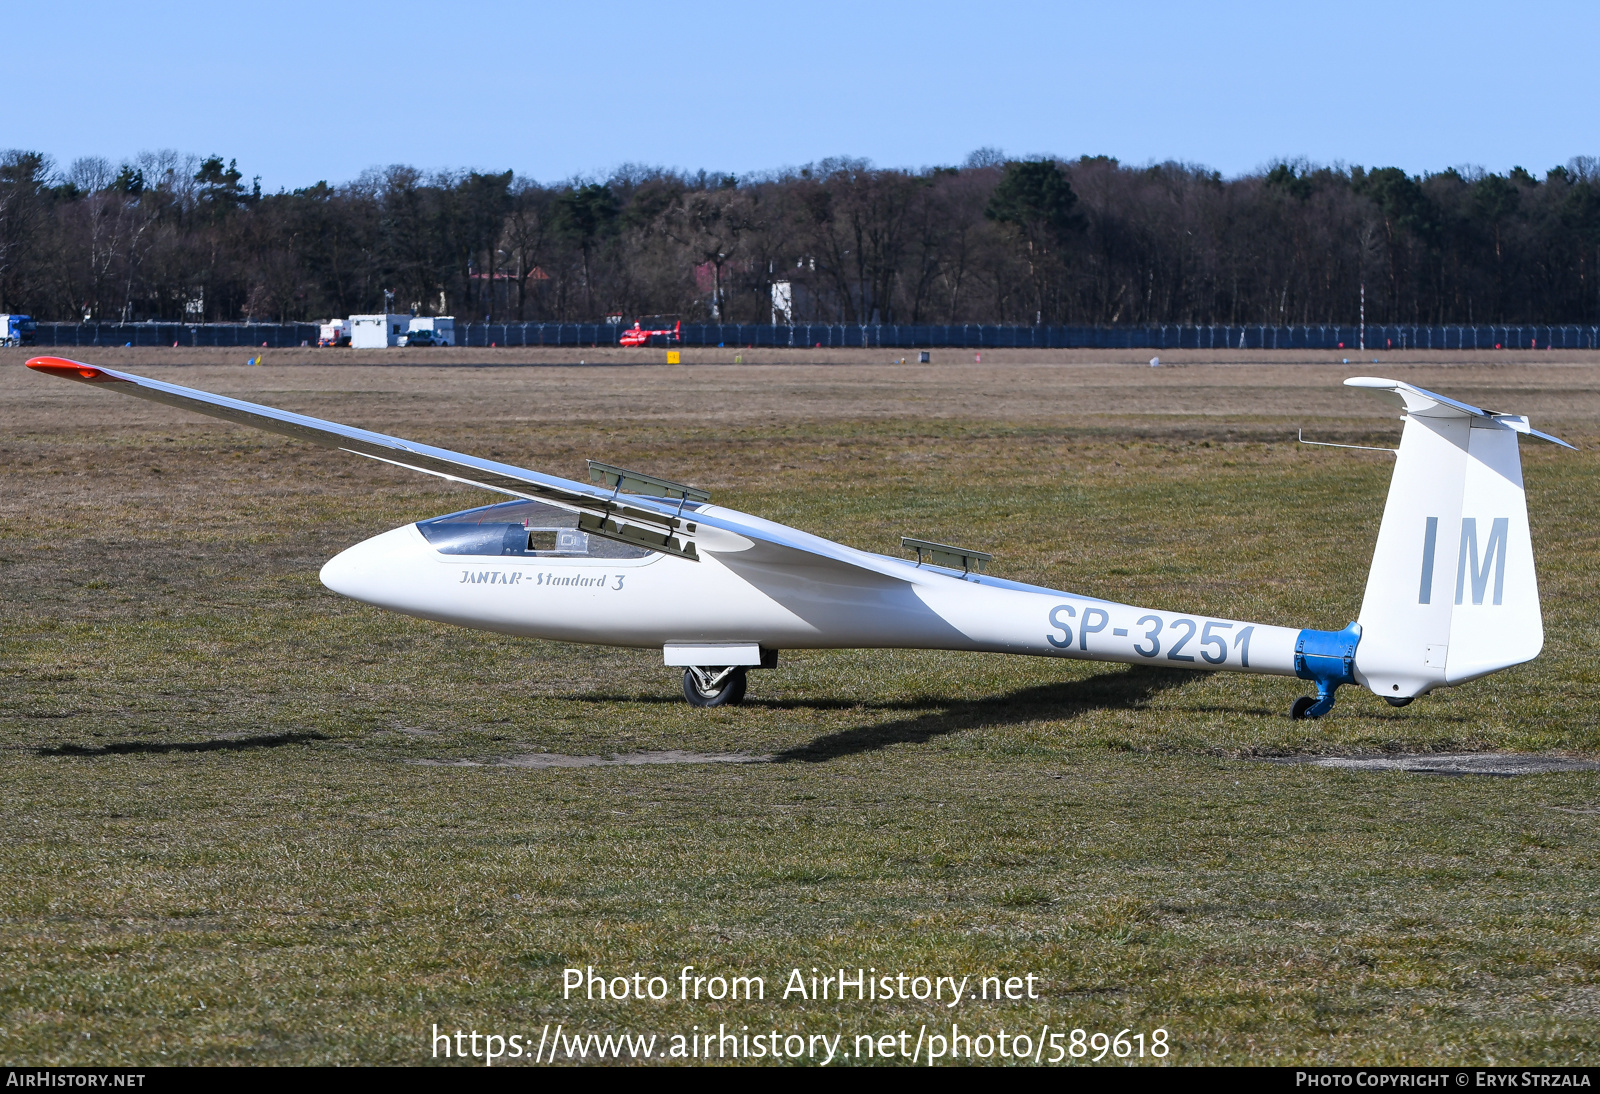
[{"left": 416, "top": 499, "right": 653, "bottom": 559}]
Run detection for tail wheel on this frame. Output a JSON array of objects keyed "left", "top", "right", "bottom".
[
  {"left": 683, "top": 666, "right": 747, "bottom": 707},
  {"left": 1290, "top": 695, "right": 1319, "bottom": 720}
]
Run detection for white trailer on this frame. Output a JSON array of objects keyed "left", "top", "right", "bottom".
[{"left": 350, "top": 314, "right": 410, "bottom": 349}]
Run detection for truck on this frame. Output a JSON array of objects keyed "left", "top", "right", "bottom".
[
  {"left": 1, "top": 314, "right": 37, "bottom": 347},
  {"left": 399, "top": 315, "right": 455, "bottom": 347},
  {"left": 318, "top": 319, "right": 351, "bottom": 347}
]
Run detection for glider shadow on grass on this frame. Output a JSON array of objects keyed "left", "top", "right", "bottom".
[
  {"left": 37, "top": 731, "right": 328, "bottom": 757},
  {"left": 772, "top": 665, "right": 1197, "bottom": 764}
]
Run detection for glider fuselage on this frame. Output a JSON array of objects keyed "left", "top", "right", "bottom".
[{"left": 322, "top": 505, "right": 1303, "bottom": 676}]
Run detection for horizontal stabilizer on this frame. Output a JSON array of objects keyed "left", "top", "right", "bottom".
[{"left": 1345, "top": 376, "right": 1575, "bottom": 449}]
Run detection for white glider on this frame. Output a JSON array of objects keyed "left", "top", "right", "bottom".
[{"left": 26, "top": 357, "right": 1573, "bottom": 715}]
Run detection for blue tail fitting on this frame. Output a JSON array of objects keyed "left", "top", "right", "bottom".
[{"left": 1293, "top": 621, "right": 1362, "bottom": 718}]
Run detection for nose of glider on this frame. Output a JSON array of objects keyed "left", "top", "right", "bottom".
[{"left": 320, "top": 524, "right": 425, "bottom": 605}]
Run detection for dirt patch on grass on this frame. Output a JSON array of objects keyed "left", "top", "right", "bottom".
[
  {"left": 1263, "top": 752, "right": 1600, "bottom": 776},
  {"left": 412, "top": 749, "right": 772, "bottom": 768}
]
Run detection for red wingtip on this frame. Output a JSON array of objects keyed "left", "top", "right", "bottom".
[{"left": 25, "top": 356, "right": 127, "bottom": 383}]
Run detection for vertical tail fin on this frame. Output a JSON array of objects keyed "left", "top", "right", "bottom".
[{"left": 1344, "top": 377, "right": 1573, "bottom": 699}]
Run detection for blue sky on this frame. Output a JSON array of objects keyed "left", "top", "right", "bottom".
[{"left": 8, "top": 0, "right": 1597, "bottom": 190}]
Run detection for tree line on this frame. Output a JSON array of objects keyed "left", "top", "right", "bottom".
[{"left": 3, "top": 147, "right": 1599, "bottom": 326}]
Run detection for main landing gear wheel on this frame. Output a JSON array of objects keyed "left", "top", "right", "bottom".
[{"left": 683, "top": 666, "right": 747, "bottom": 707}]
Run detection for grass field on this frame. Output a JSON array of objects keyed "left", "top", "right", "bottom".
[{"left": 2, "top": 353, "right": 1598, "bottom": 1066}]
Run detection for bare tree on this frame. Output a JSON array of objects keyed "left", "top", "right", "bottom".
[
  {"left": 503, "top": 178, "right": 555, "bottom": 319},
  {"left": 664, "top": 183, "right": 757, "bottom": 320},
  {"left": 6, "top": 146, "right": 1600, "bottom": 328}
]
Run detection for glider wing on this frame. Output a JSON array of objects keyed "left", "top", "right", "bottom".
[{"left": 24, "top": 356, "right": 921, "bottom": 583}]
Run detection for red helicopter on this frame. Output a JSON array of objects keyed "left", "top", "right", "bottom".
[{"left": 618, "top": 316, "right": 681, "bottom": 347}]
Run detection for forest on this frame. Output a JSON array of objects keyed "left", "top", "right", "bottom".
[{"left": 3, "top": 147, "right": 1599, "bottom": 326}]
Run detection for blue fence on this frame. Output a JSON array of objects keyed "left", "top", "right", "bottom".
[
  {"left": 694, "top": 323, "right": 1600, "bottom": 350},
  {"left": 31, "top": 322, "right": 320, "bottom": 348},
  {"left": 449, "top": 322, "right": 1600, "bottom": 349},
  {"left": 678, "top": 323, "right": 1598, "bottom": 350},
  {"left": 26, "top": 321, "right": 1600, "bottom": 351}
]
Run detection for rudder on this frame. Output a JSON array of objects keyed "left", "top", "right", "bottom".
[{"left": 1343, "top": 377, "right": 1569, "bottom": 699}]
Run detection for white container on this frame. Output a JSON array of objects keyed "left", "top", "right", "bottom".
[{"left": 350, "top": 314, "right": 409, "bottom": 348}]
